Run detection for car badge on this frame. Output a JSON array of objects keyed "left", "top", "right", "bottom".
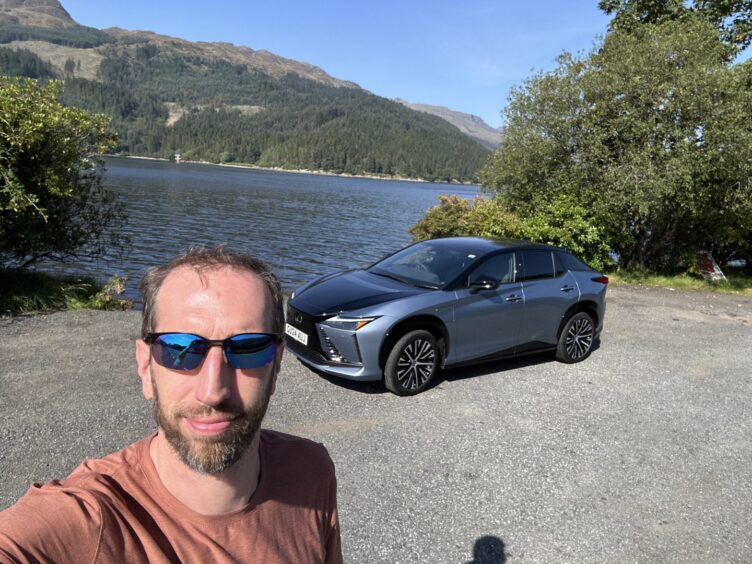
[{"left": 295, "top": 313, "right": 303, "bottom": 324}]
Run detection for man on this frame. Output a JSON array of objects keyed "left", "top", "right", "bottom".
[{"left": 0, "top": 247, "right": 342, "bottom": 563}]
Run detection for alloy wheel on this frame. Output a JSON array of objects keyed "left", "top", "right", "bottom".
[
  {"left": 396, "top": 338, "right": 436, "bottom": 391},
  {"left": 565, "top": 316, "right": 593, "bottom": 360}
]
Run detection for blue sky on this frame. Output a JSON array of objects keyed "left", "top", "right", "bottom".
[{"left": 61, "top": 1, "right": 612, "bottom": 128}]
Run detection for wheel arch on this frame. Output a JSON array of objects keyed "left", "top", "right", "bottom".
[
  {"left": 379, "top": 315, "right": 449, "bottom": 372},
  {"left": 557, "top": 300, "right": 599, "bottom": 340}
]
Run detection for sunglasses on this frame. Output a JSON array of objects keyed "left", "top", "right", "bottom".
[{"left": 145, "top": 332, "right": 283, "bottom": 371}]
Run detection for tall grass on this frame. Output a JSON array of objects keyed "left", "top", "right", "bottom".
[
  {"left": 0, "top": 270, "right": 132, "bottom": 314},
  {"left": 608, "top": 270, "right": 752, "bottom": 297}
]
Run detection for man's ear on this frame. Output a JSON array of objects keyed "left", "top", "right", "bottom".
[{"left": 136, "top": 339, "right": 154, "bottom": 400}]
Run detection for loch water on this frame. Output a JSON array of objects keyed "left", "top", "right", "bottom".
[{"left": 47, "top": 157, "right": 480, "bottom": 301}]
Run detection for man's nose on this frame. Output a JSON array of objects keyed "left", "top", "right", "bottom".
[{"left": 194, "top": 345, "right": 233, "bottom": 406}]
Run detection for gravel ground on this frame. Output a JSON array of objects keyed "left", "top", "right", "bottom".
[{"left": 1, "top": 285, "right": 751, "bottom": 563}]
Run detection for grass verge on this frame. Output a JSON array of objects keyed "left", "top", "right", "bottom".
[
  {"left": 0, "top": 270, "right": 132, "bottom": 314},
  {"left": 608, "top": 270, "right": 752, "bottom": 297}
]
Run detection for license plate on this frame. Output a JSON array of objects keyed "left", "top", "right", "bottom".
[{"left": 285, "top": 323, "right": 308, "bottom": 345}]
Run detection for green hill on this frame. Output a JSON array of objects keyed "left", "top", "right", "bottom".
[{"left": 0, "top": 3, "right": 489, "bottom": 182}]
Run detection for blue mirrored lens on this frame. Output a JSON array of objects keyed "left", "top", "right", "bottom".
[
  {"left": 225, "top": 334, "right": 277, "bottom": 369},
  {"left": 152, "top": 333, "right": 206, "bottom": 371},
  {"left": 150, "top": 333, "right": 277, "bottom": 371}
]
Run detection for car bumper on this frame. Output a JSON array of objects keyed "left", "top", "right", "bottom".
[
  {"left": 285, "top": 312, "right": 396, "bottom": 381},
  {"left": 286, "top": 339, "right": 383, "bottom": 381}
]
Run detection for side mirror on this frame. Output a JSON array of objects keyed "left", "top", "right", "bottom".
[{"left": 468, "top": 276, "right": 499, "bottom": 294}]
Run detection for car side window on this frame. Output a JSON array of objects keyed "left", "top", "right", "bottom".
[
  {"left": 520, "top": 250, "right": 555, "bottom": 281},
  {"left": 553, "top": 253, "right": 566, "bottom": 277},
  {"left": 556, "top": 251, "right": 591, "bottom": 272},
  {"left": 468, "top": 253, "right": 516, "bottom": 286}
]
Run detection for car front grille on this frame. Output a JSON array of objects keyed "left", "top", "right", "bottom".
[
  {"left": 317, "top": 325, "right": 346, "bottom": 363},
  {"left": 316, "top": 325, "right": 362, "bottom": 365},
  {"left": 286, "top": 304, "right": 362, "bottom": 367}
]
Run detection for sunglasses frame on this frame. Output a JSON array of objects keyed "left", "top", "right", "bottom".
[{"left": 144, "top": 332, "right": 283, "bottom": 371}]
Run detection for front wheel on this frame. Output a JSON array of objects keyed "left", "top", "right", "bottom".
[
  {"left": 556, "top": 312, "right": 595, "bottom": 363},
  {"left": 384, "top": 330, "right": 438, "bottom": 396}
]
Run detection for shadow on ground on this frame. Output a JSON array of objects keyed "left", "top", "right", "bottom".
[
  {"left": 442, "top": 337, "right": 602, "bottom": 384},
  {"left": 465, "top": 535, "right": 507, "bottom": 563},
  {"left": 294, "top": 339, "right": 602, "bottom": 395}
]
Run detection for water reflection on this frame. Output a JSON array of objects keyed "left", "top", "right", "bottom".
[{"left": 45, "top": 157, "right": 479, "bottom": 301}]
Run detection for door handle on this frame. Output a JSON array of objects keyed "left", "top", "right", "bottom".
[
  {"left": 505, "top": 294, "right": 523, "bottom": 302},
  {"left": 560, "top": 285, "right": 575, "bottom": 292}
]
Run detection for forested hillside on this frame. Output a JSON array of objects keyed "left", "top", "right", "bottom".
[{"left": 0, "top": 16, "right": 489, "bottom": 181}]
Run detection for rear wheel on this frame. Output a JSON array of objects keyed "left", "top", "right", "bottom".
[
  {"left": 384, "top": 330, "right": 438, "bottom": 396},
  {"left": 556, "top": 312, "right": 595, "bottom": 363}
]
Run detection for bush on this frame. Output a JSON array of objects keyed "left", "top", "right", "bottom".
[
  {"left": 0, "top": 77, "right": 127, "bottom": 268},
  {"left": 410, "top": 194, "right": 613, "bottom": 271},
  {"left": 0, "top": 270, "right": 132, "bottom": 313}
]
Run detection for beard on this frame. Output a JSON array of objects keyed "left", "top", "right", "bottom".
[{"left": 151, "top": 376, "right": 272, "bottom": 475}]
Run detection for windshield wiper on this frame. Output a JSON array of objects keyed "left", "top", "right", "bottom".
[
  {"left": 414, "top": 282, "right": 439, "bottom": 290},
  {"left": 369, "top": 270, "right": 407, "bottom": 284}
]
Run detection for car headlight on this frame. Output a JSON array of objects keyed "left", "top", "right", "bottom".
[{"left": 320, "top": 316, "right": 378, "bottom": 331}]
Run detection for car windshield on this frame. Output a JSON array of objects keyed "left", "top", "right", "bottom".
[{"left": 368, "top": 242, "right": 481, "bottom": 289}]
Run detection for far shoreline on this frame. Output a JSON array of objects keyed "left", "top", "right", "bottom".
[{"left": 107, "top": 154, "right": 478, "bottom": 186}]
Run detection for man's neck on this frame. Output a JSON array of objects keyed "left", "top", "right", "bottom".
[{"left": 149, "top": 432, "right": 262, "bottom": 516}]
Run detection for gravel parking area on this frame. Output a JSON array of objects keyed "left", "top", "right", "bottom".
[{"left": 1, "top": 285, "right": 751, "bottom": 562}]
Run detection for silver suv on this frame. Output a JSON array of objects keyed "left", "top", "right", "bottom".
[{"left": 285, "top": 237, "right": 608, "bottom": 395}]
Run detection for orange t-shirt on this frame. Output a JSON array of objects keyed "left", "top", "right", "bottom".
[{"left": 0, "top": 430, "right": 342, "bottom": 563}]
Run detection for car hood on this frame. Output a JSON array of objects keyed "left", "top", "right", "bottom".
[{"left": 291, "top": 270, "right": 425, "bottom": 316}]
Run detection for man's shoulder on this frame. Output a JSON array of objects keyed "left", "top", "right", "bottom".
[
  {"left": 260, "top": 429, "right": 334, "bottom": 464},
  {"left": 0, "top": 450, "right": 144, "bottom": 564},
  {"left": 260, "top": 428, "right": 331, "bottom": 449},
  {"left": 255, "top": 429, "right": 337, "bottom": 518},
  {"left": 258, "top": 429, "right": 336, "bottom": 495},
  {"left": 0, "top": 436, "right": 161, "bottom": 562},
  {"left": 3, "top": 435, "right": 151, "bottom": 514},
  {"left": 67, "top": 434, "right": 152, "bottom": 484}
]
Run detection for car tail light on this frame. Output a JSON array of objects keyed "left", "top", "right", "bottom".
[{"left": 591, "top": 276, "right": 609, "bottom": 284}]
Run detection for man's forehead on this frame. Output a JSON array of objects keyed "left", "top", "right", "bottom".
[
  {"left": 153, "top": 265, "right": 271, "bottom": 316},
  {"left": 160, "top": 265, "right": 264, "bottom": 292}
]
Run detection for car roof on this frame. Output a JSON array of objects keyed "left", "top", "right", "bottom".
[{"left": 423, "top": 237, "right": 563, "bottom": 255}]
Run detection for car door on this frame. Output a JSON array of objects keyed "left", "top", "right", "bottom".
[
  {"left": 518, "top": 250, "right": 580, "bottom": 347},
  {"left": 451, "top": 252, "right": 525, "bottom": 362}
]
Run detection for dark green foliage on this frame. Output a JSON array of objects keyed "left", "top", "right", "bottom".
[
  {"left": 0, "top": 269, "right": 85, "bottom": 311},
  {"left": 0, "top": 46, "right": 56, "bottom": 78},
  {"left": 63, "top": 57, "right": 75, "bottom": 77},
  {"left": 0, "top": 78, "right": 126, "bottom": 268},
  {"left": 63, "top": 45, "right": 489, "bottom": 181},
  {"left": 1, "top": 165, "right": 127, "bottom": 267},
  {"left": 258, "top": 106, "right": 485, "bottom": 181},
  {"left": 0, "top": 270, "right": 131, "bottom": 313},
  {"left": 60, "top": 78, "right": 167, "bottom": 120},
  {"left": 480, "top": 19, "right": 752, "bottom": 271},
  {"left": 599, "top": 0, "right": 752, "bottom": 50},
  {"left": 410, "top": 195, "right": 613, "bottom": 271},
  {"left": 0, "top": 22, "right": 488, "bottom": 181},
  {"left": 0, "top": 22, "right": 113, "bottom": 48}
]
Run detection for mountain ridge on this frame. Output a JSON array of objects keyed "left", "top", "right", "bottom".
[
  {"left": 0, "top": 0, "right": 75, "bottom": 28},
  {"left": 101, "top": 27, "right": 361, "bottom": 88},
  {"left": 0, "top": 0, "right": 491, "bottom": 181},
  {"left": 395, "top": 99, "right": 501, "bottom": 149}
]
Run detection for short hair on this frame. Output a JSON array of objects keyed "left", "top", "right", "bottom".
[{"left": 139, "top": 245, "right": 284, "bottom": 339}]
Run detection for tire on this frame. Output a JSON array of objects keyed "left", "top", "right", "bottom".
[
  {"left": 384, "top": 330, "right": 439, "bottom": 396},
  {"left": 556, "top": 311, "right": 595, "bottom": 363}
]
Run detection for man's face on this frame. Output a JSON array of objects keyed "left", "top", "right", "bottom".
[{"left": 135, "top": 266, "right": 283, "bottom": 474}]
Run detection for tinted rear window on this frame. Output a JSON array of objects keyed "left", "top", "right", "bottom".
[
  {"left": 521, "top": 250, "right": 555, "bottom": 281},
  {"left": 556, "top": 251, "right": 592, "bottom": 272}
]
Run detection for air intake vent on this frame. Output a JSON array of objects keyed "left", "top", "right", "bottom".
[{"left": 317, "top": 326, "right": 347, "bottom": 363}]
